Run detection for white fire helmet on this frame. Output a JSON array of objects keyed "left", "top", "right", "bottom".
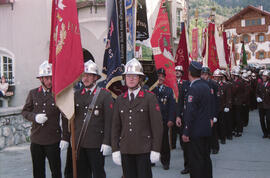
[
  {"left": 262, "top": 70, "right": 270, "bottom": 77},
  {"left": 242, "top": 73, "right": 249, "bottom": 81},
  {"left": 84, "top": 60, "right": 101, "bottom": 79},
  {"left": 123, "top": 58, "right": 144, "bottom": 76},
  {"left": 213, "top": 69, "right": 222, "bottom": 77},
  {"left": 37, "top": 61, "right": 52, "bottom": 78},
  {"left": 175, "top": 65, "right": 183, "bottom": 71}
]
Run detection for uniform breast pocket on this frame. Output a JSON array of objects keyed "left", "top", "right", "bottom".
[
  {"left": 93, "top": 104, "right": 102, "bottom": 118},
  {"left": 137, "top": 106, "right": 148, "bottom": 117}
]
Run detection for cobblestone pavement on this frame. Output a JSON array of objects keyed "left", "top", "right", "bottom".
[{"left": 1, "top": 110, "right": 270, "bottom": 178}]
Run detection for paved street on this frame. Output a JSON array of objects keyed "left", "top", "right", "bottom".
[{"left": 1, "top": 110, "right": 270, "bottom": 178}]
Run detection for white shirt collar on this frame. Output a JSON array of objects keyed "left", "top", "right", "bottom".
[
  {"left": 86, "top": 84, "right": 96, "bottom": 94},
  {"left": 128, "top": 87, "right": 141, "bottom": 100}
]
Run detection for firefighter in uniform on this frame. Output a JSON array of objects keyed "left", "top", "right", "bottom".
[
  {"left": 242, "top": 72, "right": 251, "bottom": 127},
  {"left": 201, "top": 67, "right": 219, "bottom": 154},
  {"left": 256, "top": 70, "right": 270, "bottom": 138},
  {"left": 22, "top": 61, "right": 70, "bottom": 178},
  {"left": 152, "top": 68, "right": 175, "bottom": 170},
  {"left": 111, "top": 58, "right": 163, "bottom": 178},
  {"left": 171, "top": 65, "right": 185, "bottom": 149},
  {"left": 176, "top": 71, "right": 191, "bottom": 175},
  {"left": 74, "top": 60, "right": 114, "bottom": 178},
  {"left": 182, "top": 61, "right": 213, "bottom": 178},
  {"left": 231, "top": 67, "right": 245, "bottom": 137}
]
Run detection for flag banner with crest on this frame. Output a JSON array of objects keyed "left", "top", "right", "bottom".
[
  {"left": 150, "top": 0, "right": 178, "bottom": 100},
  {"left": 117, "top": 0, "right": 127, "bottom": 64},
  {"left": 201, "top": 28, "right": 207, "bottom": 58},
  {"left": 103, "top": 0, "right": 126, "bottom": 98},
  {"left": 214, "top": 26, "right": 227, "bottom": 69},
  {"left": 207, "top": 23, "right": 219, "bottom": 72},
  {"left": 49, "top": 0, "right": 84, "bottom": 120},
  {"left": 240, "top": 41, "right": 247, "bottom": 68},
  {"left": 175, "top": 22, "right": 189, "bottom": 81},
  {"left": 136, "top": 0, "right": 149, "bottom": 41},
  {"left": 191, "top": 27, "right": 199, "bottom": 60},
  {"left": 126, "top": 0, "right": 137, "bottom": 62},
  {"left": 230, "top": 38, "right": 236, "bottom": 69},
  {"left": 223, "top": 32, "right": 230, "bottom": 67}
]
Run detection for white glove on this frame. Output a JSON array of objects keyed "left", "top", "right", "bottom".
[
  {"left": 213, "top": 117, "right": 218, "bottom": 123},
  {"left": 150, "top": 151, "right": 160, "bottom": 163},
  {"left": 224, "top": 108, "right": 230, "bottom": 112},
  {"left": 257, "top": 97, "right": 263, "bottom": 103},
  {"left": 112, "top": 151, "right": 121, "bottom": 166},
  {"left": 35, "top": 114, "right": 48, "bottom": 124},
  {"left": 59, "top": 140, "right": 69, "bottom": 151},
  {"left": 100, "top": 144, "right": 112, "bottom": 156}
]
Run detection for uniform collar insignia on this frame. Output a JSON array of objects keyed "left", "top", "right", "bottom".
[
  {"left": 38, "top": 86, "right": 42, "bottom": 92},
  {"left": 123, "top": 91, "right": 128, "bottom": 98},
  {"left": 81, "top": 88, "right": 86, "bottom": 95},
  {"left": 138, "top": 90, "right": 144, "bottom": 98},
  {"left": 93, "top": 87, "right": 97, "bottom": 95}
]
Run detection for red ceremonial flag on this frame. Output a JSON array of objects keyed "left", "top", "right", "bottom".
[
  {"left": 191, "top": 27, "right": 199, "bottom": 60},
  {"left": 150, "top": 0, "right": 178, "bottom": 99},
  {"left": 175, "top": 22, "right": 189, "bottom": 80},
  {"left": 201, "top": 28, "right": 207, "bottom": 58},
  {"left": 223, "top": 32, "right": 230, "bottom": 66},
  {"left": 49, "top": 0, "right": 84, "bottom": 120},
  {"left": 208, "top": 23, "right": 219, "bottom": 72}
]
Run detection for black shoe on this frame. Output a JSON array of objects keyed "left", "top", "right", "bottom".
[
  {"left": 227, "top": 136, "right": 232, "bottom": 140},
  {"left": 221, "top": 139, "right": 226, "bottom": 144},
  {"left": 151, "top": 163, "right": 156, "bottom": 167},
  {"left": 171, "top": 145, "right": 176, "bottom": 149},
  {"left": 163, "top": 164, "right": 169, "bottom": 170},
  {"left": 268, "top": 135, "right": 270, "bottom": 139},
  {"left": 212, "top": 149, "right": 219, "bottom": 154},
  {"left": 180, "top": 168, "right": 190, "bottom": 174},
  {"left": 262, "top": 135, "right": 268, "bottom": 138}
]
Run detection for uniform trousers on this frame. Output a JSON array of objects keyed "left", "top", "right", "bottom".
[
  {"left": 161, "top": 123, "right": 171, "bottom": 166},
  {"left": 210, "top": 123, "right": 219, "bottom": 151},
  {"left": 259, "top": 108, "right": 270, "bottom": 136},
  {"left": 171, "top": 125, "right": 180, "bottom": 148},
  {"left": 232, "top": 105, "right": 243, "bottom": 134},
  {"left": 218, "top": 112, "right": 227, "bottom": 141},
  {"left": 180, "top": 137, "right": 190, "bottom": 170},
  {"left": 242, "top": 105, "right": 250, "bottom": 127},
  {"left": 121, "top": 153, "right": 152, "bottom": 178},
  {"left": 226, "top": 111, "right": 233, "bottom": 138},
  {"left": 64, "top": 144, "right": 93, "bottom": 178},
  {"left": 77, "top": 148, "right": 105, "bottom": 178},
  {"left": 189, "top": 137, "right": 212, "bottom": 178},
  {"left": 30, "top": 142, "right": 61, "bottom": 178}
]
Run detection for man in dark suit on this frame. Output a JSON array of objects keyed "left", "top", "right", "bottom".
[
  {"left": 152, "top": 68, "right": 175, "bottom": 170},
  {"left": 176, "top": 77, "right": 190, "bottom": 175},
  {"left": 201, "top": 67, "right": 219, "bottom": 154},
  {"left": 74, "top": 60, "right": 114, "bottom": 178},
  {"left": 182, "top": 61, "right": 213, "bottom": 178},
  {"left": 111, "top": 58, "right": 163, "bottom": 178},
  {"left": 22, "top": 61, "right": 70, "bottom": 178}
]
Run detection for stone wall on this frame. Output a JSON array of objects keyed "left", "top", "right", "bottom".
[{"left": 0, "top": 107, "right": 31, "bottom": 150}]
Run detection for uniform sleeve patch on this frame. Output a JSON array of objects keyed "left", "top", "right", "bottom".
[
  {"left": 188, "top": 95, "right": 193, "bottom": 102},
  {"left": 110, "top": 103, "right": 113, "bottom": 109},
  {"left": 156, "top": 104, "right": 160, "bottom": 111}
]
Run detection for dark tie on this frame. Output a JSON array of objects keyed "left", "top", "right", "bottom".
[{"left": 130, "top": 92, "right": 134, "bottom": 103}]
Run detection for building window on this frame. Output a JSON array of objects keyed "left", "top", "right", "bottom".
[
  {"left": 243, "top": 34, "right": 249, "bottom": 43},
  {"left": 259, "top": 34, "right": 265, "bottom": 42},
  {"left": 245, "top": 18, "right": 261, "bottom": 26},
  {"left": 176, "top": 8, "right": 181, "bottom": 36},
  {"left": 259, "top": 52, "right": 265, "bottom": 59},
  {"left": 0, "top": 56, "right": 15, "bottom": 85}
]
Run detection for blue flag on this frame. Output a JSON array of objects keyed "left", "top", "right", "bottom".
[{"left": 102, "top": 0, "right": 126, "bottom": 97}]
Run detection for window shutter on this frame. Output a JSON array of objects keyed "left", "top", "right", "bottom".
[
  {"left": 262, "top": 17, "right": 265, "bottom": 25},
  {"left": 255, "top": 35, "right": 259, "bottom": 42},
  {"left": 241, "top": 20, "right": 245, "bottom": 27}
]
